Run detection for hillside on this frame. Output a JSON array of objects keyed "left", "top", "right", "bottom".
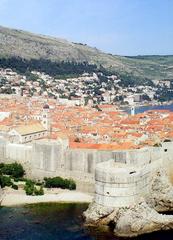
[{"left": 0, "top": 25, "right": 173, "bottom": 81}]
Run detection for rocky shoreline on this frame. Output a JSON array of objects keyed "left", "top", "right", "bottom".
[{"left": 84, "top": 170, "right": 173, "bottom": 237}]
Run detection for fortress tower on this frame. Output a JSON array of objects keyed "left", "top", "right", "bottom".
[{"left": 95, "top": 159, "right": 150, "bottom": 207}]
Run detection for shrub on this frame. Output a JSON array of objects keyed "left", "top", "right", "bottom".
[
  {"left": 12, "top": 184, "right": 18, "bottom": 190},
  {"left": 0, "top": 175, "right": 3, "bottom": 188},
  {"left": 67, "top": 179, "right": 76, "bottom": 190},
  {"left": 39, "top": 186, "right": 44, "bottom": 195},
  {"left": 35, "top": 180, "right": 44, "bottom": 186},
  {"left": 24, "top": 180, "right": 44, "bottom": 196},
  {"left": 0, "top": 163, "right": 4, "bottom": 169},
  {"left": 13, "top": 177, "right": 19, "bottom": 182},
  {"left": 13, "top": 177, "right": 26, "bottom": 182},
  {"left": 44, "top": 177, "right": 64, "bottom": 188},
  {"left": 25, "top": 179, "right": 35, "bottom": 186},
  {"left": 33, "top": 187, "right": 39, "bottom": 196},
  {"left": 44, "top": 177, "right": 76, "bottom": 190},
  {"left": 1, "top": 162, "right": 25, "bottom": 178},
  {"left": 0, "top": 175, "right": 13, "bottom": 188},
  {"left": 34, "top": 186, "right": 44, "bottom": 196},
  {"left": 24, "top": 182, "right": 34, "bottom": 195}
]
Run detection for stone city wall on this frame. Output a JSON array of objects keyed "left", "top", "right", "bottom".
[
  {"left": 162, "top": 142, "right": 173, "bottom": 183},
  {"left": 94, "top": 143, "right": 173, "bottom": 207},
  {"left": 0, "top": 138, "right": 173, "bottom": 192}
]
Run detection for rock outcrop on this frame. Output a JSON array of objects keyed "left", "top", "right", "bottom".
[
  {"left": 147, "top": 170, "right": 173, "bottom": 212},
  {"left": 84, "top": 201, "right": 173, "bottom": 237},
  {"left": 84, "top": 169, "right": 173, "bottom": 237}
]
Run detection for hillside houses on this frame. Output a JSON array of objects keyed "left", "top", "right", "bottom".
[{"left": 0, "top": 67, "right": 169, "bottom": 106}]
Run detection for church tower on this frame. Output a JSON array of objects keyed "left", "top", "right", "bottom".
[
  {"left": 131, "top": 105, "right": 135, "bottom": 116},
  {"left": 41, "top": 104, "right": 51, "bottom": 131}
]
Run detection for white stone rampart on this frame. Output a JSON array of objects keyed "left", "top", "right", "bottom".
[
  {"left": 162, "top": 142, "right": 173, "bottom": 183},
  {"left": 93, "top": 143, "right": 173, "bottom": 207},
  {"left": 31, "top": 141, "right": 115, "bottom": 181},
  {"left": 113, "top": 147, "right": 163, "bottom": 166},
  {"left": 5, "top": 143, "right": 32, "bottom": 163},
  {"left": 0, "top": 138, "right": 173, "bottom": 193},
  {"left": 95, "top": 160, "right": 152, "bottom": 207}
]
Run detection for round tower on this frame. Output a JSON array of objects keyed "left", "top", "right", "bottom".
[{"left": 95, "top": 160, "right": 150, "bottom": 207}]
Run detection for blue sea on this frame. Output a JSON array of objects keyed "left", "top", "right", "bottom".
[
  {"left": 0, "top": 203, "right": 173, "bottom": 240},
  {"left": 125, "top": 103, "right": 173, "bottom": 115}
]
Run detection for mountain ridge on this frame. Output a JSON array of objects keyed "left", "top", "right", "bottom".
[{"left": 0, "top": 25, "right": 173, "bottom": 81}]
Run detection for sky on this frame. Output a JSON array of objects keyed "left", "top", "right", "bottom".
[{"left": 0, "top": 0, "right": 173, "bottom": 56}]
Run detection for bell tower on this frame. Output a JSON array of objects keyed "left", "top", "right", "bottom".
[
  {"left": 42, "top": 104, "right": 51, "bottom": 130},
  {"left": 131, "top": 105, "right": 135, "bottom": 116}
]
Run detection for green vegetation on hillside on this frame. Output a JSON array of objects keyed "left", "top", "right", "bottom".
[
  {"left": 0, "top": 25, "right": 173, "bottom": 84},
  {"left": 117, "top": 72, "right": 153, "bottom": 87},
  {"left": 0, "top": 57, "right": 101, "bottom": 78}
]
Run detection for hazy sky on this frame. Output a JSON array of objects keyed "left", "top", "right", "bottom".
[{"left": 0, "top": 0, "right": 173, "bottom": 55}]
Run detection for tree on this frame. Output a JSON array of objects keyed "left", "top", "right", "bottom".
[
  {"left": 44, "top": 177, "right": 76, "bottom": 190},
  {"left": 0, "top": 175, "right": 12, "bottom": 188},
  {"left": 1, "top": 162, "right": 25, "bottom": 178}
]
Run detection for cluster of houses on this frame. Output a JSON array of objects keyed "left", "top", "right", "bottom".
[
  {"left": 0, "top": 67, "right": 170, "bottom": 107},
  {"left": 0, "top": 95, "right": 173, "bottom": 150},
  {"left": 0, "top": 99, "right": 49, "bottom": 144}
]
